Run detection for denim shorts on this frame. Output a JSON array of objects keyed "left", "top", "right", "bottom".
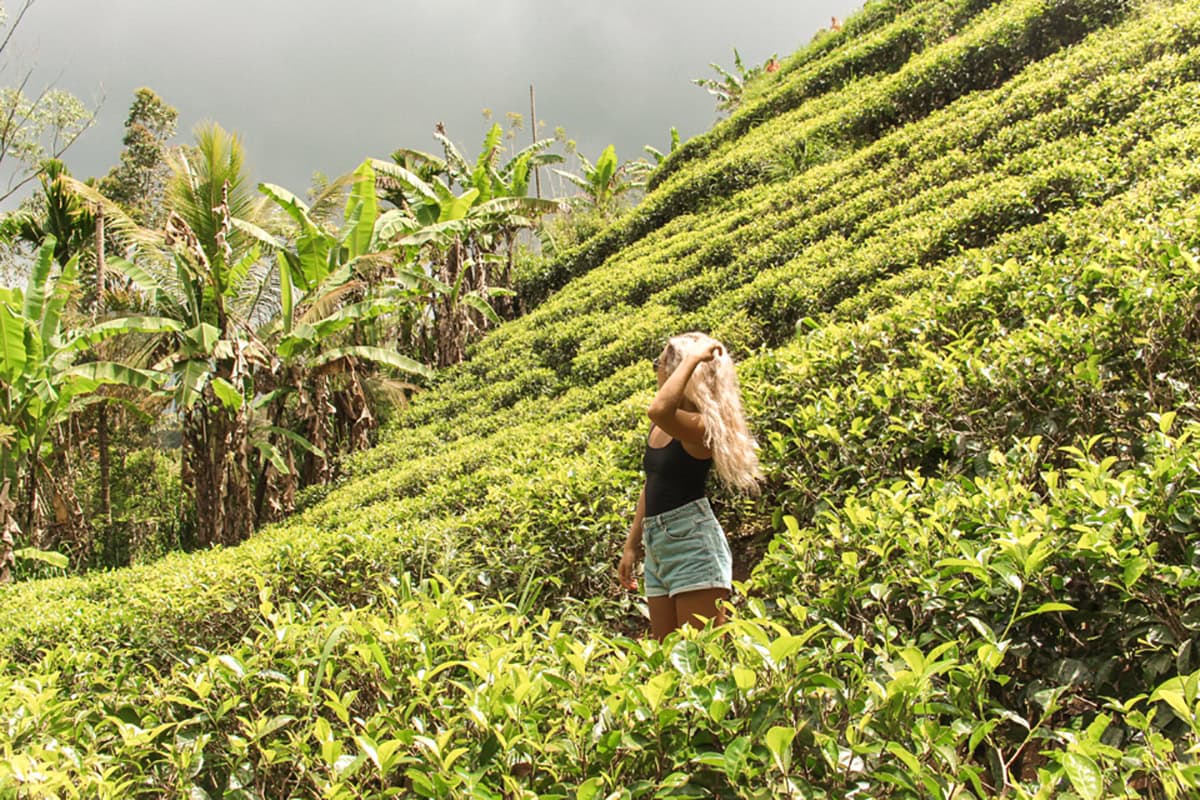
[{"left": 642, "top": 497, "right": 733, "bottom": 598}]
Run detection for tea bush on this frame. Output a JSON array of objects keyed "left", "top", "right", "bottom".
[
  {"left": 6, "top": 0, "right": 1200, "bottom": 795},
  {"left": 4, "top": 426, "right": 1200, "bottom": 797}
]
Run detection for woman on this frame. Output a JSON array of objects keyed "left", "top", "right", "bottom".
[{"left": 618, "top": 332, "right": 762, "bottom": 640}]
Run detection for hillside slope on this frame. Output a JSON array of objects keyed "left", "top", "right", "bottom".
[{"left": 5, "top": 0, "right": 1200, "bottom": 796}]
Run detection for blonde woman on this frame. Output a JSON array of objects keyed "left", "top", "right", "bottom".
[{"left": 618, "top": 332, "right": 762, "bottom": 640}]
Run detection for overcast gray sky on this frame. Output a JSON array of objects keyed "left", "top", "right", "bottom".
[{"left": 8, "top": 0, "right": 863, "bottom": 202}]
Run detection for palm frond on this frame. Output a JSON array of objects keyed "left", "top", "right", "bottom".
[
  {"left": 166, "top": 123, "right": 261, "bottom": 260},
  {"left": 54, "top": 175, "right": 164, "bottom": 252},
  {"left": 233, "top": 252, "right": 280, "bottom": 328},
  {"left": 296, "top": 280, "right": 364, "bottom": 326},
  {"left": 308, "top": 172, "right": 356, "bottom": 227}
]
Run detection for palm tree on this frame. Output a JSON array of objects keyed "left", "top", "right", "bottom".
[
  {"left": 75, "top": 122, "right": 279, "bottom": 548},
  {"left": 1, "top": 159, "right": 173, "bottom": 568},
  {"left": 57, "top": 132, "right": 436, "bottom": 543}
]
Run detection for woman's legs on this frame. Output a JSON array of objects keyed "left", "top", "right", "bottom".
[
  {"left": 648, "top": 589, "right": 728, "bottom": 640},
  {"left": 642, "top": 499, "right": 732, "bottom": 639},
  {"left": 674, "top": 588, "right": 729, "bottom": 632},
  {"left": 647, "top": 595, "right": 678, "bottom": 641}
]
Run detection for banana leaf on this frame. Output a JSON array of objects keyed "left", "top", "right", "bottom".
[
  {"left": 0, "top": 301, "right": 27, "bottom": 384},
  {"left": 341, "top": 161, "right": 378, "bottom": 260},
  {"left": 264, "top": 425, "right": 326, "bottom": 459},
  {"left": 14, "top": 547, "right": 68, "bottom": 569},
  {"left": 21, "top": 237, "right": 55, "bottom": 324},
  {"left": 55, "top": 316, "right": 184, "bottom": 358},
  {"left": 309, "top": 345, "right": 432, "bottom": 379},
  {"left": 210, "top": 377, "right": 245, "bottom": 411},
  {"left": 369, "top": 160, "right": 440, "bottom": 205},
  {"left": 62, "top": 361, "right": 164, "bottom": 393},
  {"left": 439, "top": 189, "right": 479, "bottom": 223},
  {"left": 254, "top": 439, "right": 290, "bottom": 475},
  {"left": 39, "top": 254, "right": 78, "bottom": 347},
  {"left": 372, "top": 210, "right": 421, "bottom": 249},
  {"left": 460, "top": 293, "right": 502, "bottom": 325},
  {"left": 231, "top": 218, "right": 285, "bottom": 250}
]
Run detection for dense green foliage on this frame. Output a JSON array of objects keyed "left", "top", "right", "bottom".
[{"left": 5, "top": 0, "right": 1200, "bottom": 795}]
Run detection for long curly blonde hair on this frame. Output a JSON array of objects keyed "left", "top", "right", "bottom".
[{"left": 661, "top": 332, "right": 763, "bottom": 494}]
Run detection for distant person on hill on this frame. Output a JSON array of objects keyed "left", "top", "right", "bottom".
[{"left": 618, "top": 332, "right": 763, "bottom": 640}]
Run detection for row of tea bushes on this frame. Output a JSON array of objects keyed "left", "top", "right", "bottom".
[
  {"left": 8, "top": 126, "right": 1193, "bottom": 682},
  {"left": 522, "top": 0, "right": 1137, "bottom": 304},
  {"left": 9, "top": 0, "right": 1195, "bottom": 673},
  {"left": 652, "top": 0, "right": 1002, "bottom": 187},
  {"left": 4, "top": 424, "right": 1199, "bottom": 797},
  {"left": 770, "top": 194, "right": 1200, "bottom": 509},
  {"left": 11, "top": 0, "right": 1190, "bottom": 671},
  {"left": 515, "top": 0, "right": 1200, "bottom": 368},
  {"left": 7, "top": 0, "right": 1200, "bottom": 793}
]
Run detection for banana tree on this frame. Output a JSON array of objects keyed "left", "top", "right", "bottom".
[
  {"left": 0, "top": 236, "right": 174, "bottom": 579},
  {"left": 692, "top": 48, "right": 776, "bottom": 115},
  {"left": 373, "top": 157, "right": 494, "bottom": 366},
  {"left": 372, "top": 150, "right": 558, "bottom": 365},
  {"left": 392, "top": 122, "right": 563, "bottom": 206},
  {"left": 553, "top": 144, "right": 649, "bottom": 217},
  {"left": 644, "top": 127, "right": 681, "bottom": 166},
  {"left": 390, "top": 123, "right": 562, "bottom": 314},
  {"left": 243, "top": 159, "right": 433, "bottom": 521}
]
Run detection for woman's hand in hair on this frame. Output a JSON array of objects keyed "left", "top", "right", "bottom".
[{"left": 689, "top": 341, "right": 723, "bottom": 363}]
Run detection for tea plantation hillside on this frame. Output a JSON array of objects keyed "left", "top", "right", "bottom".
[{"left": 6, "top": 0, "right": 1200, "bottom": 796}]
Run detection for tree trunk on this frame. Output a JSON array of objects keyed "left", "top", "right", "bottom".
[
  {"left": 254, "top": 394, "right": 287, "bottom": 525},
  {"left": 501, "top": 229, "right": 518, "bottom": 320},
  {"left": 302, "top": 378, "right": 332, "bottom": 487},
  {"left": 94, "top": 210, "right": 112, "bottom": 527},
  {"left": 436, "top": 239, "right": 468, "bottom": 367},
  {"left": 0, "top": 480, "right": 17, "bottom": 584},
  {"left": 530, "top": 83, "right": 541, "bottom": 199},
  {"left": 94, "top": 208, "right": 106, "bottom": 316},
  {"left": 280, "top": 445, "right": 296, "bottom": 519},
  {"left": 44, "top": 438, "right": 89, "bottom": 568},
  {"left": 98, "top": 402, "right": 111, "bottom": 525},
  {"left": 336, "top": 366, "right": 374, "bottom": 455},
  {"left": 23, "top": 457, "right": 40, "bottom": 549},
  {"left": 184, "top": 401, "right": 254, "bottom": 548}
]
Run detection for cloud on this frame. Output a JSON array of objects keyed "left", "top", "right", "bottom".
[{"left": 9, "top": 0, "right": 862, "bottom": 199}]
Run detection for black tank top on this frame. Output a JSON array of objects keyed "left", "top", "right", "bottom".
[{"left": 643, "top": 426, "right": 712, "bottom": 517}]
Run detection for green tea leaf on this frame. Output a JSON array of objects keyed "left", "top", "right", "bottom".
[
  {"left": 1060, "top": 752, "right": 1103, "bottom": 800},
  {"left": 886, "top": 742, "right": 921, "bottom": 774},
  {"left": 733, "top": 667, "right": 757, "bottom": 691},
  {"left": 642, "top": 672, "right": 676, "bottom": 713},
  {"left": 1016, "top": 602, "right": 1076, "bottom": 622},
  {"left": 765, "top": 726, "right": 796, "bottom": 773},
  {"left": 576, "top": 777, "right": 604, "bottom": 800}
]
